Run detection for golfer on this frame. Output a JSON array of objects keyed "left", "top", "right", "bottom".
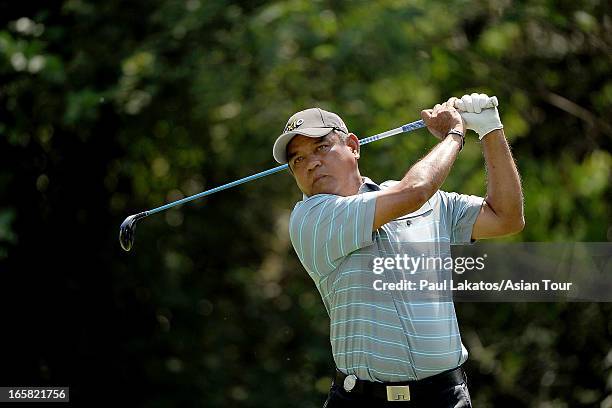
[{"left": 272, "top": 93, "right": 524, "bottom": 407}]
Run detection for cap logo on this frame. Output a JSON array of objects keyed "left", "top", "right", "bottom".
[{"left": 285, "top": 118, "right": 304, "bottom": 132}]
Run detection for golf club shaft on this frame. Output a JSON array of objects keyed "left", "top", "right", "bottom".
[{"left": 146, "top": 119, "right": 426, "bottom": 216}]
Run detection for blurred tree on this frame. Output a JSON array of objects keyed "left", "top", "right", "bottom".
[{"left": 0, "top": 0, "right": 610, "bottom": 407}]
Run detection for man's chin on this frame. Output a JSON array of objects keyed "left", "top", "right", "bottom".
[
  {"left": 311, "top": 186, "right": 339, "bottom": 196},
  {"left": 309, "top": 177, "right": 349, "bottom": 196}
]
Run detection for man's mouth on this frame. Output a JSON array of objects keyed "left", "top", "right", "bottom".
[{"left": 313, "top": 175, "right": 327, "bottom": 185}]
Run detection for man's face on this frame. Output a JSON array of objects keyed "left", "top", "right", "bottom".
[{"left": 286, "top": 131, "right": 360, "bottom": 197}]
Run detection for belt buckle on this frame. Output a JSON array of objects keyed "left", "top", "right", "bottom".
[
  {"left": 343, "top": 374, "right": 357, "bottom": 392},
  {"left": 386, "top": 385, "right": 411, "bottom": 402}
]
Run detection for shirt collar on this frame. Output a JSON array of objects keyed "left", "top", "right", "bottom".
[{"left": 359, "top": 176, "right": 380, "bottom": 192}]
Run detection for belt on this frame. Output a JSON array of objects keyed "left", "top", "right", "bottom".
[{"left": 334, "top": 366, "right": 466, "bottom": 402}]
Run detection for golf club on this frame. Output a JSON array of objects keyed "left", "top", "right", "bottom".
[{"left": 119, "top": 97, "right": 498, "bottom": 252}]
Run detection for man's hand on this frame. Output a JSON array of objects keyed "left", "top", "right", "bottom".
[
  {"left": 455, "top": 93, "right": 503, "bottom": 140},
  {"left": 421, "top": 97, "right": 465, "bottom": 140}
]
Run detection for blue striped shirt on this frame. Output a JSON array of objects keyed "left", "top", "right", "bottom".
[{"left": 289, "top": 178, "right": 484, "bottom": 382}]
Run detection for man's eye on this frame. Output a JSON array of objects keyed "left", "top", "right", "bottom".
[
  {"left": 293, "top": 156, "right": 304, "bottom": 165},
  {"left": 317, "top": 144, "right": 329, "bottom": 152}
]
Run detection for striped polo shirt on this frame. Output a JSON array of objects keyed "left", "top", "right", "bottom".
[{"left": 289, "top": 177, "right": 484, "bottom": 382}]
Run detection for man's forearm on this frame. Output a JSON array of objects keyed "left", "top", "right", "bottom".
[
  {"left": 400, "top": 134, "right": 462, "bottom": 197},
  {"left": 482, "top": 129, "right": 524, "bottom": 225},
  {"left": 373, "top": 99, "right": 465, "bottom": 230},
  {"left": 372, "top": 134, "right": 462, "bottom": 230}
]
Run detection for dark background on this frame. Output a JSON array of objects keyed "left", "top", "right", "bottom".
[{"left": 1, "top": 1, "right": 611, "bottom": 406}]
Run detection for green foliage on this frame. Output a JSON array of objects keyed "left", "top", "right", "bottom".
[{"left": 1, "top": 1, "right": 610, "bottom": 407}]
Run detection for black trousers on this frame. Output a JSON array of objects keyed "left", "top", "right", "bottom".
[{"left": 323, "top": 376, "right": 472, "bottom": 408}]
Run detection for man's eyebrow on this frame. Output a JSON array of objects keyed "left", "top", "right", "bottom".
[
  {"left": 287, "top": 135, "right": 331, "bottom": 162},
  {"left": 314, "top": 135, "right": 330, "bottom": 144},
  {"left": 287, "top": 150, "right": 298, "bottom": 161}
]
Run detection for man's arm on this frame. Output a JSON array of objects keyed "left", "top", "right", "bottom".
[
  {"left": 373, "top": 99, "right": 464, "bottom": 230},
  {"left": 471, "top": 128, "right": 525, "bottom": 239}
]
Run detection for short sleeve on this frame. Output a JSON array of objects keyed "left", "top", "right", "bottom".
[
  {"left": 437, "top": 191, "right": 484, "bottom": 245},
  {"left": 289, "top": 192, "right": 378, "bottom": 277}
]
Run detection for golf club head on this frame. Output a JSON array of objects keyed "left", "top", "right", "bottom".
[{"left": 119, "top": 211, "right": 148, "bottom": 252}]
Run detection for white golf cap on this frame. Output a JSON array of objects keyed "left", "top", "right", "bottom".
[{"left": 273, "top": 107, "right": 349, "bottom": 164}]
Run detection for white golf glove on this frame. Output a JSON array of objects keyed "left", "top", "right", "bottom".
[{"left": 455, "top": 93, "right": 503, "bottom": 140}]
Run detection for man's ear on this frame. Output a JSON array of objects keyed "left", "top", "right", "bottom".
[{"left": 346, "top": 133, "right": 360, "bottom": 159}]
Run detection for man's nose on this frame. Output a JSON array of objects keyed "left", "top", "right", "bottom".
[{"left": 306, "top": 156, "right": 321, "bottom": 172}]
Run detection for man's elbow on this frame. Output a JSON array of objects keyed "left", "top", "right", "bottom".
[
  {"left": 394, "top": 181, "right": 434, "bottom": 211},
  {"left": 411, "top": 182, "right": 438, "bottom": 207},
  {"left": 503, "top": 216, "right": 525, "bottom": 235}
]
